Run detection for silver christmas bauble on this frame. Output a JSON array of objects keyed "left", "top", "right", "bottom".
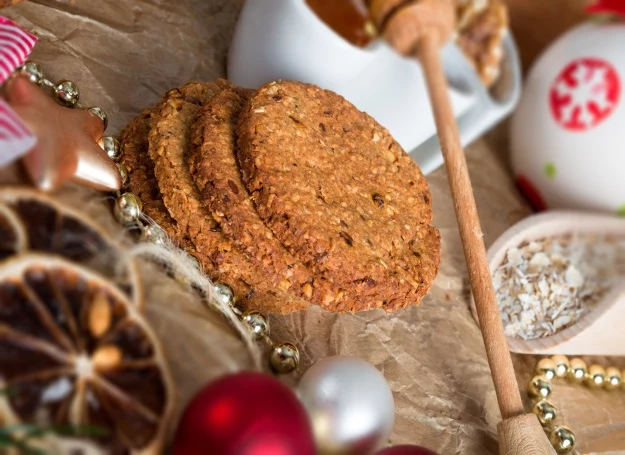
[
  {"left": 297, "top": 356, "right": 395, "bottom": 455},
  {"left": 53, "top": 80, "right": 80, "bottom": 107}
]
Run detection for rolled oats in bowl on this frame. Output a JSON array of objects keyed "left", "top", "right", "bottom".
[{"left": 493, "top": 234, "right": 625, "bottom": 340}]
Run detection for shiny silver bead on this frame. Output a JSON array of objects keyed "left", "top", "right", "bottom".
[
  {"left": 213, "top": 283, "right": 234, "bottom": 307},
  {"left": 269, "top": 342, "right": 300, "bottom": 374},
  {"left": 242, "top": 311, "right": 269, "bottom": 340},
  {"left": 100, "top": 136, "right": 121, "bottom": 161},
  {"left": 117, "top": 163, "right": 128, "bottom": 186},
  {"left": 87, "top": 106, "right": 108, "bottom": 130},
  {"left": 53, "top": 80, "right": 80, "bottom": 108},
  {"left": 19, "top": 61, "right": 43, "bottom": 85},
  {"left": 113, "top": 192, "right": 143, "bottom": 225},
  {"left": 141, "top": 224, "right": 167, "bottom": 245}
]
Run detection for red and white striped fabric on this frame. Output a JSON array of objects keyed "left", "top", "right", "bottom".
[
  {"left": 0, "top": 16, "right": 37, "bottom": 84},
  {"left": 0, "top": 98, "right": 36, "bottom": 166},
  {"left": 0, "top": 16, "right": 37, "bottom": 166}
]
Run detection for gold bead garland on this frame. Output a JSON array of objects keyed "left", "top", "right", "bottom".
[
  {"left": 17, "top": 61, "right": 109, "bottom": 128},
  {"left": 15, "top": 60, "right": 301, "bottom": 375},
  {"left": 530, "top": 355, "right": 624, "bottom": 453}
]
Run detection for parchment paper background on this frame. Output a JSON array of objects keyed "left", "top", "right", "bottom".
[{"left": 3, "top": 0, "right": 625, "bottom": 453}]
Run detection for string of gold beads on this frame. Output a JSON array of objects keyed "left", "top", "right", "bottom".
[
  {"left": 529, "top": 355, "right": 623, "bottom": 454},
  {"left": 16, "top": 61, "right": 300, "bottom": 376}
]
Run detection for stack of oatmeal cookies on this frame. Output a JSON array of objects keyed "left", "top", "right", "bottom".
[{"left": 119, "top": 80, "right": 440, "bottom": 314}]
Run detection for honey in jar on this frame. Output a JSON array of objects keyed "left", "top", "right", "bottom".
[{"left": 306, "top": 0, "right": 377, "bottom": 47}]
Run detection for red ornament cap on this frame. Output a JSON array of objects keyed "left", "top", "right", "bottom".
[{"left": 586, "top": 0, "right": 625, "bottom": 18}]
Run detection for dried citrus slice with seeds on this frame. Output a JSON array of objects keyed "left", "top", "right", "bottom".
[
  {"left": 0, "top": 254, "right": 174, "bottom": 454},
  {"left": 0, "top": 188, "right": 142, "bottom": 308},
  {"left": 0, "top": 203, "right": 27, "bottom": 259}
]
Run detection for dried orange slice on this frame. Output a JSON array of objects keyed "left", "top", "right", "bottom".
[
  {"left": 0, "top": 188, "right": 142, "bottom": 308},
  {"left": 0, "top": 254, "right": 174, "bottom": 454},
  {"left": 0, "top": 203, "right": 27, "bottom": 259}
]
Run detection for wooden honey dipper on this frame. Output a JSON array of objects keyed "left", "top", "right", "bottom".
[{"left": 368, "top": 1, "right": 557, "bottom": 454}]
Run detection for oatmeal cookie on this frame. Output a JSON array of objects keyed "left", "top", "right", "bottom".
[
  {"left": 148, "top": 80, "right": 307, "bottom": 313},
  {"left": 237, "top": 81, "right": 440, "bottom": 311},
  {"left": 118, "top": 109, "right": 194, "bottom": 250},
  {"left": 190, "top": 87, "right": 347, "bottom": 310}
]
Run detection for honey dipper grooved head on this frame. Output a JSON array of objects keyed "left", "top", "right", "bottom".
[{"left": 370, "top": 0, "right": 456, "bottom": 56}]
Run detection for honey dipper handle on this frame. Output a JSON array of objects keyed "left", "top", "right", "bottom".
[{"left": 417, "top": 34, "right": 524, "bottom": 420}]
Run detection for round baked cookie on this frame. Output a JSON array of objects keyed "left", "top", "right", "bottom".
[
  {"left": 237, "top": 81, "right": 441, "bottom": 312},
  {"left": 148, "top": 80, "right": 307, "bottom": 314},
  {"left": 118, "top": 109, "right": 194, "bottom": 250},
  {"left": 190, "top": 87, "right": 347, "bottom": 311},
  {"left": 119, "top": 107, "right": 236, "bottom": 294}
]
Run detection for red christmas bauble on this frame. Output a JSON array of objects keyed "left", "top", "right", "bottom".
[
  {"left": 173, "top": 372, "right": 316, "bottom": 455},
  {"left": 377, "top": 445, "right": 439, "bottom": 455}
]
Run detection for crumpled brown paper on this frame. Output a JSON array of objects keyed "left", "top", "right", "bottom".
[{"left": 2, "top": 0, "right": 625, "bottom": 453}]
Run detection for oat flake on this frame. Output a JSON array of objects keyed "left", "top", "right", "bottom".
[{"left": 494, "top": 234, "right": 625, "bottom": 340}]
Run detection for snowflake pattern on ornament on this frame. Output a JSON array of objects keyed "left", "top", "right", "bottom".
[{"left": 549, "top": 57, "right": 620, "bottom": 131}]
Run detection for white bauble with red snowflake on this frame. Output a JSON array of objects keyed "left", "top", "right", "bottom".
[{"left": 511, "top": 22, "right": 625, "bottom": 215}]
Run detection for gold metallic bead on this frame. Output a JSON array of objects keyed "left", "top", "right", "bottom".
[
  {"left": 605, "top": 367, "right": 622, "bottom": 390},
  {"left": 117, "top": 163, "right": 128, "bottom": 186},
  {"left": 19, "top": 61, "right": 43, "bottom": 85},
  {"left": 269, "top": 342, "right": 300, "bottom": 374},
  {"left": 113, "top": 192, "right": 143, "bottom": 225},
  {"left": 535, "top": 358, "right": 557, "bottom": 380},
  {"left": 551, "top": 355, "right": 570, "bottom": 378},
  {"left": 532, "top": 399, "right": 557, "bottom": 426},
  {"left": 141, "top": 224, "right": 167, "bottom": 245},
  {"left": 99, "top": 136, "right": 121, "bottom": 161},
  {"left": 568, "top": 358, "right": 587, "bottom": 383},
  {"left": 585, "top": 364, "right": 606, "bottom": 388},
  {"left": 242, "top": 311, "right": 269, "bottom": 340},
  {"left": 528, "top": 376, "right": 552, "bottom": 398},
  {"left": 213, "top": 283, "right": 234, "bottom": 307},
  {"left": 53, "top": 80, "right": 80, "bottom": 107},
  {"left": 87, "top": 106, "right": 108, "bottom": 130},
  {"left": 549, "top": 426, "right": 575, "bottom": 454}
]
